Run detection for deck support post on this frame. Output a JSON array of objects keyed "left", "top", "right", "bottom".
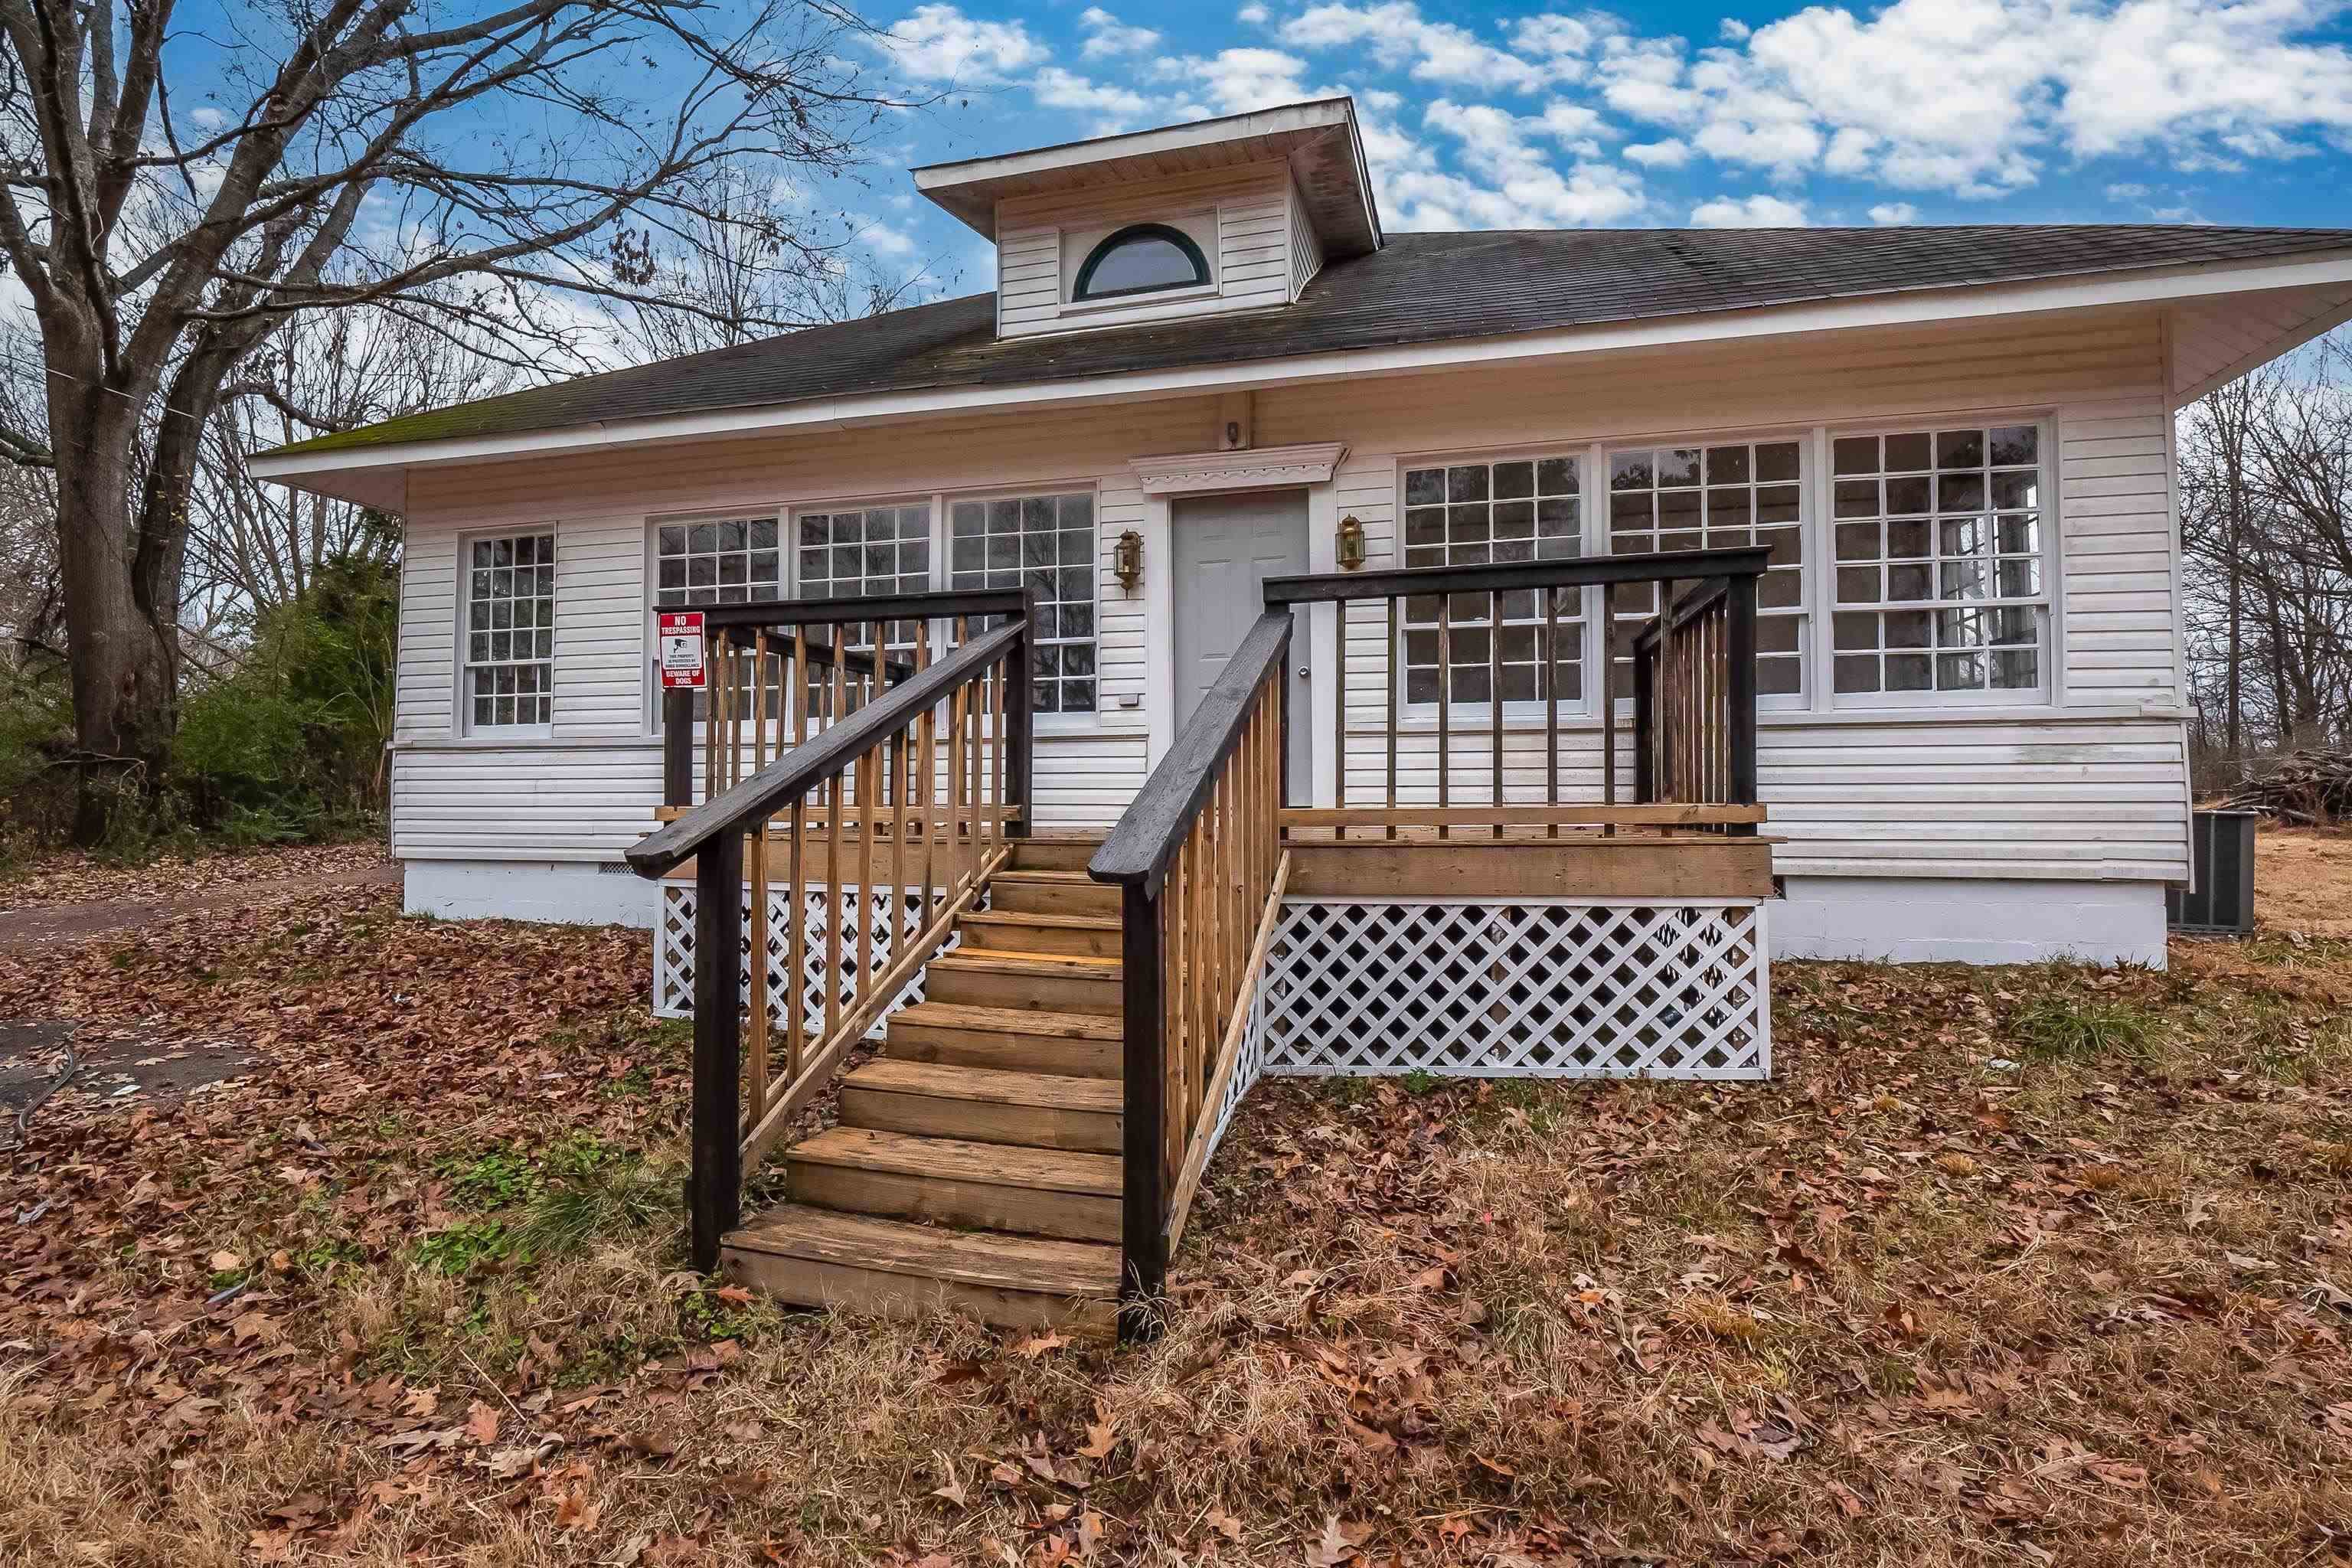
[
  {"left": 1005, "top": 585, "right": 1035, "bottom": 841},
  {"left": 689, "top": 828, "right": 745, "bottom": 1273},
  {"left": 1725, "top": 573, "right": 1759, "bottom": 832},
  {"left": 1631, "top": 622, "right": 1655, "bottom": 805},
  {"left": 1117, "top": 880, "right": 1167, "bottom": 1343}
]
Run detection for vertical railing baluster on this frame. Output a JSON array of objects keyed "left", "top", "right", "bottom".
[
  {"left": 1600, "top": 581, "right": 1616, "bottom": 835},
  {"left": 1436, "top": 593, "right": 1452, "bottom": 838},
  {"left": 746, "top": 632, "right": 769, "bottom": 1129},
  {"left": 1333, "top": 597, "right": 1347, "bottom": 841},
  {"left": 786, "top": 798, "right": 805, "bottom": 1083},
  {"left": 1544, "top": 585, "right": 1560, "bottom": 840},
  {"left": 1383, "top": 596, "right": 1399, "bottom": 839},
  {"left": 1489, "top": 586, "right": 1504, "bottom": 840}
]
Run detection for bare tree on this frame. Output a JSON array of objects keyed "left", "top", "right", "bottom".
[
  {"left": 0, "top": 0, "right": 903, "bottom": 839},
  {"left": 2179, "top": 332, "right": 2352, "bottom": 777},
  {"left": 185, "top": 299, "right": 514, "bottom": 621}
]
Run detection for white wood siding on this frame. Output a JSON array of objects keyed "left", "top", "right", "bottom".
[
  {"left": 1289, "top": 175, "right": 1324, "bottom": 297},
  {"left": 995, "top": 163, "right": 1301, "bottom": 340},
  {"left": 390, "top": 304, "right": 2190, "bottom": 883},
  {"left": 1260, "top": 304, "right": 2190, "bottom": 884},
  {"left": 393, "top": 397, "right": 1217, "bottom": 858}
]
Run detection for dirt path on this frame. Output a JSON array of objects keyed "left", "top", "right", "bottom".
[{"left": 0, "top": 863, "right": 401, "bottom": 952}]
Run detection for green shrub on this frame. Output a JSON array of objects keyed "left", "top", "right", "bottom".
[{"left": 172, "top": 554, "right": 397, "bottom": 839}]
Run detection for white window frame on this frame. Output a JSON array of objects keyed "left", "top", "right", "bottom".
[
  {"left": 1390, "top": 443, "right": 1599, "bottom": 721},
  {"left": 640, "top": 482, "right": 1108, "bottom": 735},
  {"left": 1598, "top": 429, "right": 1813, "bottom": 714},
  {"left": 944, "top": 483, "right": 1104, "bottom": 725},
  {"left": 457, "top": 528, "right": 556, "bottom": 737},
  {"left": 1057, "top": 209, "right": 1223, "bottom": 318},
  {"left": 1817, "top": 414, "right": 2060, "bottom": 710}
]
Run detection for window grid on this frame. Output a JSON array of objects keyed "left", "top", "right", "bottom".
[
  {"left": 1400, "top": 456, "right": 1586, "bottom": 706},
  {"left": 653, "top": 515, "right": 779, "bottom": 607},
  {"left": 1606, "top": 441, "right": 1806, "bottom": 698},
  {"left": 1829, "top": 425, "right": 2045, "bottom": 697},
  {"left": 950, "top": 493, "right": 1097, "bottom": 715},
  {"left": 466, "top": 533, "right": 554, "bottom": 729}
]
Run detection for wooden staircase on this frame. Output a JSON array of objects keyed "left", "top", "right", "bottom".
[{"left": 720, "top": 838, "right": 1125, "bottom": 1331}]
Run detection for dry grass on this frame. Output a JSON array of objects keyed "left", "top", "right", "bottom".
[
  {"left": 2256, "top": 824, "right": 2352, "bottom": 939},
  {"left": 3, "top": 846, "right": 2352, "bottom": 1565}
]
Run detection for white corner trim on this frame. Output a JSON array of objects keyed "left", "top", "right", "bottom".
[{"left": 1129, "top": 441, "right": 1348, "bottom": 495}]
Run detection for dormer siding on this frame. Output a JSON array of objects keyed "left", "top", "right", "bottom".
[{"left": 994, "top": 162, "right": 1318, "bottom": 340}]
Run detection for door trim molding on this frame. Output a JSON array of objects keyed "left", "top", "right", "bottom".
[{"left": 1129, "top": 441, "right": 1348, "bottom": 496}]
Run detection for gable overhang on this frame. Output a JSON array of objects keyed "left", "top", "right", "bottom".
[
  {"left": 913, "top": 96, "right": 1381, "bottom": 260},
  {"left": 252, "top": 246, "right": 2352, "bottom": 510}
]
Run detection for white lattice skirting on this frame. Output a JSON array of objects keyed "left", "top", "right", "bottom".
[
  {"left": 654, "top": 882, "right": 959, "bottom": 1040},
  {"left": 655, "top": 890, "right": 1771, "bottom": 1084},
  {"left": 1261, "top": 899, "right": 1771, "bottom": 1081}
]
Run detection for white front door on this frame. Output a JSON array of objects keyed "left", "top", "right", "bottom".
[{"left": 1170, "top": 489, "right": 1311, "bottom": 797}]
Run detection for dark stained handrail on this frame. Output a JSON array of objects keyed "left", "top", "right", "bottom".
[{"left": 1261, "top": 544, "right": 1770, "bottom": 606}]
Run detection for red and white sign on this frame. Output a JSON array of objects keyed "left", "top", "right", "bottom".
[{"left": 658, "top": 611, "right": 707, "bottom": 689}]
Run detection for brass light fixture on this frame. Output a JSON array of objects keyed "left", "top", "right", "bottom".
[
  {"left": 1114, "top": 528, "right": 1145, "bottom": 591},
  {"left": 1336, "top": 513, "right": 1367, "bottom": 570}
]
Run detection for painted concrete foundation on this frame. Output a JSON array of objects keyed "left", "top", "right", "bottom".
[
  {"left": 403, "top": 859, "right": 658, "bottom": 929},
  {"left": 407, "top": 859, "right": 2173, "bottom": 968},
  {"left": 1771, "top": 876, "right": 2169, "bottom": 968}
]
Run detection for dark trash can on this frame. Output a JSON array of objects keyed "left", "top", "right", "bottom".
[{"left": 2167, "top": 809, "right": 2258, "bottom": 935}]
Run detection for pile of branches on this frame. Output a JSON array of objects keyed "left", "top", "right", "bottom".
[{"left": 2214, "top": 748, "right": 2352, "bottom": 824}]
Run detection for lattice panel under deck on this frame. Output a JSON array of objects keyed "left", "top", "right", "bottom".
[
  {"left": 654, "top": 883, "right": 960, "bottom": 1039},
  {"left": 1262, "top": 900, "right": 1769, "bottom": 1080}
]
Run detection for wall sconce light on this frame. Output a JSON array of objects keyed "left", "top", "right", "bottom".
[
  {"left": 1114, "top": 528, "right": 1145, "bottom": 591},
  {"left": 1336, "top": 513, "right": 1367, "bottom": 570}
]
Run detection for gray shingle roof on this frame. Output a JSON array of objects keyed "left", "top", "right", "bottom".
[{"left": 273, "top": 224, "right": 2352, "bottom": 458}]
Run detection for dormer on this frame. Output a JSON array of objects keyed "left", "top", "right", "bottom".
[{"left": 913, "top": 97, "right": 1383, "bottom": 341}]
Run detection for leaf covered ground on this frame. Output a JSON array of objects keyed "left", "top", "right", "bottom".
[{"left": 3, "top": 843, "right": 2351, "bottom": 1566}]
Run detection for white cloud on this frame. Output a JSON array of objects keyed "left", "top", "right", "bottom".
[
  {"left": 1034, "top": 66, "right": 1153, "bottom": 125},
  {"left": 1623, "top": 138, "right": 1692, "bottom": 168},
  {"left": 1867, "top": 201, "right": 1919, "bottom": 224},
  {"left": 1513, "top": 14, "right": 1596, "bottom": 59},
  {"left": 1236, "top": 2, "right": 1269, "bottom": 21},
  {"left": 874, "top": 4, "right": 1044, "bottom": 83},
  {"left": 1279, "top": 2, "right": 1570, "bottom": 93},
  {"left": 1155, "top": 47, "right": 1323, "bottom": 115},
  {"left": 1690, "top": 192, "right": 1810, "bottom": 227},
  {"left": 2104, "top": 181, "right": 2149, "bottom": 201},
  {"left": 1573, "top": 0, "right": 2352, "bottom": 199},
  {"left": 1078, "top": 7, "right": 1160, "bottom": 59},
  {"left": 1383, "top": 97, "right": 1646, "bottom": 229}
]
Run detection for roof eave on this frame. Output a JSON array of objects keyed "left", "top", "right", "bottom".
[{"left": 249, "top": 245, "right": 2352, "bottom": 497}]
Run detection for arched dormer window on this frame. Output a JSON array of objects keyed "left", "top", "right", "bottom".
[{"left": 1072, "top": 224, "right": 1211, "bottom": 302}]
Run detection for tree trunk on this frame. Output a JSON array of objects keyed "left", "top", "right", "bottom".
[{"left": 47, "top": 371, "right": 181, "bottom": 844}]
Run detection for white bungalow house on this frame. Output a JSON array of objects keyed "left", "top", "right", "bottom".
[{"left": 251, "top": 98, "right": 2352, "bottom": 1328}]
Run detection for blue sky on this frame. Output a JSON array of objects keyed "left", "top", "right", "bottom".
[{"left": 844, "top": 0, "right": 2352, "bottom": 299}]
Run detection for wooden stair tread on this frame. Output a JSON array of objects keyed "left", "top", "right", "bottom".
[
  {"left": 792, "top": 1127, "right": 1121, "bottom": 1196},
  {"left": 725, "top": 1205, "right": 1117, "bottom": 1298},
  {"left": 889, "top": 1001, "right": 1121, "bottom": 1041},
  {"left": 961, "top": 910, "right": 1121, "bottom": 933},
  {"left": 928, "top": 947, "right": 1121, "bottom": 978},
  {"left": 991, "top": 869, "right": 1098, "bottom": 885},
  {"left": 846, "top": 1059, "right": 1122, "bottom": 1112}
]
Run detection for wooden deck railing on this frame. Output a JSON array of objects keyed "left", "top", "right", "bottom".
[
  {"left": 630, "top": 590, "right": 1033, "bottom": 1270},
  {"left": 1263, "top": 546, "right": 1769, "bottom": 838},
  {"left": 1089, "top": 610, "right": 1293, "bottom": 1341}
]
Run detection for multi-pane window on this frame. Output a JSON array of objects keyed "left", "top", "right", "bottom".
[
  {"left": 1399, "top": 456, "right": 1584, "bottom": 704},
  {"left": 1606, "top": 441, "right": 1805, "bottom": 697},
  {"left": 1830, "top": 426, "right": 2045, "bottom": 698},
  {"left": 465, "top": 533, "right": 554, "bottom": 729},
  {"left": 949, "top": 493, "right": 1096, "bottom": 714},
  {"left": 653, "top": 515, "right": 779, "bottom": 606},
  {"left": 795, "top": 504, "right": 932, "bottom": 601}
]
